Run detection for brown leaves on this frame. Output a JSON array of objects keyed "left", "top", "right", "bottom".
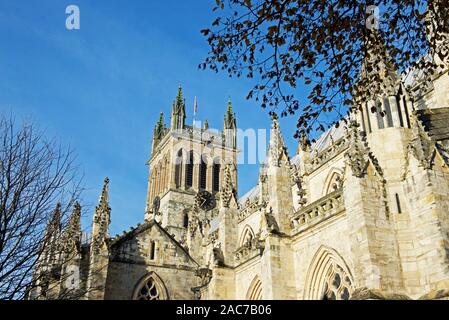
[{"left": 201, "top": 0, "right": 443, "bottom": 138}]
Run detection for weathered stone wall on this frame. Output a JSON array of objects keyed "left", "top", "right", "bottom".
[
  {"left": 401, "top": 152, "right": 449, "bottom": 298},
  {"left": 291, "top": 213, "right": 353, "bottom": 299},
  {"left": 105, "top": 223, "right": 199, "bottom": 300},
  {"left": 105, "top": 262, "right": 197, "bottom": 300},
  {"left": 235, "top": 258, "right": 262, "bottom": 299}
]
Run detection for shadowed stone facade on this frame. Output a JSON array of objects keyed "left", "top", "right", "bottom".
[{"left": 32, "top": 60, "right": 449, "bottom": 300}]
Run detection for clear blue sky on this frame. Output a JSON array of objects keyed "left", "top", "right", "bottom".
[{"left": 0, "top": 0, "right": 302, "bottom": 235}]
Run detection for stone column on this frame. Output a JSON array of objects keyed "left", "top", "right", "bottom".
[
  {"left": 266, "top": 165, "right": 293, "bottom": 234},
  {"left": 206, "top": 164, "right": 213, "bottom": 192},
  {"left": 344, "top": 164, "right": 403, "bottom": 294},
  {"left": 261, "top": 235, "right": 296, "bottom": 299}
]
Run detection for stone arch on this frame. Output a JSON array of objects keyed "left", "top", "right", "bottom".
[
  {"left": 198, "top": 154, "right": 210, "bottom": 190},
  {"left": 132, "top": 271, "right": 169, "bottom": 300},
  {"left": 185, "top": 150, "right": 195, "bottom": 188},
  {"left": 174, "top": 148, "right": 187, "bottom": 188},
  {"left": 322, "top": 168, "right": 344, "bottom": 196},
  {"left": 246, "top": 276, "right": 262, "bottom": 300},
  {"left": 304, "top": 245, "right": 354, "bottom": 300},
  {"left": 239, "top": 225, "right": 255, "bottom": 247}
]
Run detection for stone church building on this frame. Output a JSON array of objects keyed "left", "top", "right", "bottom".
[{"left": 31, "top": 52, "right": 449, "bottom": 300}]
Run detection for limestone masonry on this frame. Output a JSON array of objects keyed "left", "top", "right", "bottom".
[{"left": 31, "top": 56, "right": 449, "bottom": 300}]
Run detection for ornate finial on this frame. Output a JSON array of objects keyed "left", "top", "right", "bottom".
[
  {"left": 268, "top": 114, "right": 289, "bottom": 166},
  {"left": 227, "top": 97, "right": 232, "bottom": 112},
  {"left": 92, "top": 178, "right": 111, "bottom": 253},
  {"left": 345, "top": 120, "right": 383, "bottom": 178},
  {"left": 224, "top": 98, "right": 236, "bottom": 130},
  {"left": 203, "top": 119, "right": 209, "bottom": 130},
  {"left": 221, "top": 163, "right": 236, "bottom": 208},
  {"left": 61, "top": 202, "right": 82, "bottom": 254},
  {"left": 99, "top": 177, "right": 109, "bottom": 204}
]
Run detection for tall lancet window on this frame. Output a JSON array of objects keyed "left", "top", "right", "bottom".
[
  {"left": 199, "top": 156, "right": 207, "bottom": 190},
  {"left": 212, "top": 162, "right": 220, "bottom": 192},
  {"left": 185, "top": 151, "right": 194, "bottom": 188},
  {"left": 175, "top": 149, "right": 183, "bottom": 188}
]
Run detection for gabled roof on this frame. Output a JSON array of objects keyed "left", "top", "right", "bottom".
[{"left": 110, "top": 220, "right": 199, "bottom": 267}]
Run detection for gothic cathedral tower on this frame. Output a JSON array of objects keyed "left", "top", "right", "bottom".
[{"left": 145, "top": 87, "right": 238, "bottom": 241}]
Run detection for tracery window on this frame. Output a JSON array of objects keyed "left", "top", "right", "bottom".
[
  {"left": 133, "top": 273, "right": 168, "bottom": 300},
  {"left": 324, "top": 171, "right": 342, "bottom": 195},
  {"left": 136, "top": 277, "right": 161, "bottom": 300},
  {"left": 322, "top": 264, "right": 352, "bottom": 300}
]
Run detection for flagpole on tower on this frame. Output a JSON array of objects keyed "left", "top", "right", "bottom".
[{"left": 193, "top": 96, "right": 198, "bottom": 128}]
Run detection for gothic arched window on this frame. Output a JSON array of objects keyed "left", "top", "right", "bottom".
[
  {"left": 199, "top": 156, "right": 207, "bottom": 190},
  {"left": 212, "top": 162, "right": 220, "bottom": 192},
  {"left": 323, "top": 170, "right": 343, "bottom": 196},
  {"left": 175, "top": 149, "right": 183, "bottom": 188},
  {"left": 246, "top": 276, "right": 262, "bottom": 300},
  {"left": 239, "top": 225, "right": 255, "bottom": 247},
  {"left": 185, "top": 151, "right": 194, "bottom": 188},
  {"left": 322, "top": 265, "right": 352, "bottom": 300},
  {"left": 133, "top": 272, "right": 168, "bottom": 300},
  {"left": 304, "top": 246, "right": 354, "bottom": 300}
]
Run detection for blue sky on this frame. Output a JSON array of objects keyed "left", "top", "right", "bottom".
[{"left": 0, "top": 0, "right": 303, "bottom": 235}]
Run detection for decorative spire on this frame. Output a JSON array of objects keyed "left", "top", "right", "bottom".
[
  {"left": 355, "top": 30, "right": 400, "bottom": 103},
  {"left": 153, "top": 112, "right": 166, "bottom": 147},
  {"left": 171, "top": 86, "right": 186, "bottom": 130},
  {"left": 60, "top": 202, "right": 81, "bottom": 255},
  {"left": 224, "top": 98, "right": 236, "bottom": 130},
  {"left": 91, "top": 178, "right": 111, "bottom": 254},
  {"left": 268, "top": 113, "right": 290, "bottom": 167},
  {"left": 345, "top": 121, "right": 383, "bottom": 178},
  {"left": 98, "top": 177, "right": 110, "bottom": 209},
  {"left": 221, "top": 163, "right": 237, "bottom": 208},
  {"left": 42, "top": 203, "right": 62, "bottom": 267},
  {"left": 47, "top": 203, "right": 62, "bottom": 235}
]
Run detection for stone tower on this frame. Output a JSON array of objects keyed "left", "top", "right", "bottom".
[{"left": 144, "top": 87, "right": 238, "bottom": 242}]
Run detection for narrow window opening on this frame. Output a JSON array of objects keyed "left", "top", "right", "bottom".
[
  {"left": 185, "top": 152, "right": 193, "bottom": 188},
  {"left": 396, "top": 95, "right": 405, "bottom": 127},
  {"left": 213, "top": 163, "right": 221, "bottom": 192},
  {"left": 376, "top": 100, "right": 385, "bottom": 129},
  {"left": 360, "top": 108, "right": 367, "bottom": 133},
  {"left": 150, "top": 241, "right": 156, "bottom": 260},
  {"left": 183, "top": 213, "right": 189, "bottom": 228},
  {"left": 383, "top": 98, "right": 394, "bottom": 127},
  {"left": 395, "top": 193, "right": 402, "bottom": 214},
  {"left": 403, "top": 96, "right": 411, "bottom": 128},
  {"left": 199, "top": 157, "right": 207, "bottom": 190}
]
